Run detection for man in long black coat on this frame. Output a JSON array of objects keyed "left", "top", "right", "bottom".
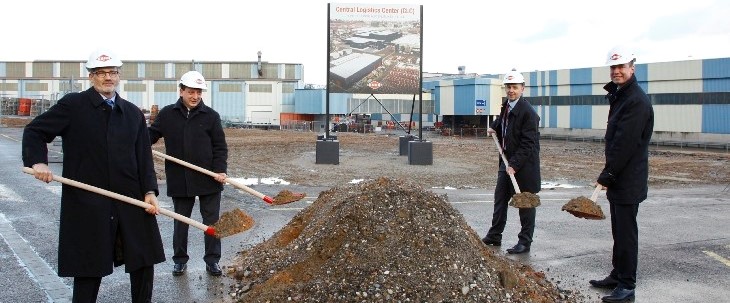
[
  {"left": 482, "top": 69, "right": 541, "bottom": 255},
  {"left": 22, "top": 49, "right": 165, "bottom": 303},
  {"left": 590, "top": 46, "right": 654, "bottom": 303},
  {"left": 148, "top": 70, "right": 228, "bottom": 277}
]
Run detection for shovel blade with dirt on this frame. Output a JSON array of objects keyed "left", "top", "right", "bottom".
[
  {"left": 151, "top": 150, "right": 305, "bottom": 205},
  {"left": 22, "top": 167, "right": 254, "bottom": 238},
  {"left": 562, "top": 184, "right": 606, "bottom": 220},
  {"left": 490, "top": 134, "right": 540, "bottom": 208}
]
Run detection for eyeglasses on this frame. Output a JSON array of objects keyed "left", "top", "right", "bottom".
[{"left": 92, "top": 70, "right": 120, "bottom": 77}]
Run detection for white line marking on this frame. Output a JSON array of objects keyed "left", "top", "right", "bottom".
[
  {"left": 0, "top": 184, "right": 26, "bottom": 202},
  {"left": 0, "top": 213, "right": 72, "bottom": 301},
  {"left": 702, "top": 250, "right": 730, "bottom": 268}
]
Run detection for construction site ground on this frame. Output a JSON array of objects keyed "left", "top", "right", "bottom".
[{"left": 191, "top": 128, "right": 730, "bottom": 303}]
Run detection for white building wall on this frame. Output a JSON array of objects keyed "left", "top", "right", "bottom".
[
  {"left": 557, "top": 69, "right": 570, "bottom": 95},
  {"left": 591, "top": 105, "right": 609, "bottom": 129},
  {"left": 556, "top": 106, "right": 570, "bottom": 128},
  {"left": 653, "top": 104, "right": 702, "bottom": 133}
]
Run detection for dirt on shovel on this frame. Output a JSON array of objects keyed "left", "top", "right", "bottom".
[
  {"left": 562, "top": 196, "right": 606, "bottom": 220},
  {"left": 210, "top": 208, "right": 255, "bottom": 238},
  {"left": 509, "top": 192, "right": 541, "bottom": 208},
  {"left": 270, "top": 189, "right": 306, "bottom": 205}
]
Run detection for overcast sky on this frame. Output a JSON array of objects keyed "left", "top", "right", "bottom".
[{"left": 3, "top": 0, "right": 729, "bottom": 85}]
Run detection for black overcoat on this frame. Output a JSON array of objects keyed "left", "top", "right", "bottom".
[
  {"left": 148, "top": 99, "right": 227, "bottom": 198},
  {"left": 598, "top": 75, "right": 654, "bottom": 204},
  {"left": 22, "top": 87, "right": 165, "bottom": 277},
  {"left": 490, "top": 97, "right": 541, "bottom": 193}
]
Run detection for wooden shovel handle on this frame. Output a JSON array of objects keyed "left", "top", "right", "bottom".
[
  {"left": 590, "top": 184, "right": 603, "bottom": 202},
  {"left": 151, "top": 150, "right": 274, "bottom": 204},
  {"left": 22, "top": 167, "right": 214, "bottom": 236},
  {"left": 491, "top": 133, "right": 521, "bottom": 194}
]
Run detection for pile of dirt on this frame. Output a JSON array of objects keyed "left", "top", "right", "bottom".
[{"left": 223, "top": 177, "right": 583, "bottom": 302}]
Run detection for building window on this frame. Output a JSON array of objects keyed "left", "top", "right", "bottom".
[
  {"left": 219, "top": 83, "right": 242, "bottom": 92},
  {"left": 175, "top": 63, "right": 195, "bottom": 79},
  {"left": 282, "top": 82, "right": 296, "bottom": 93},
  {"left": 145, "top": 63, "right": 165, "bottom": 79},
  {"left": 32, "top": 62, "right": 53, "bottom": 78},
  {"left": 0, "top": 83, "right": 18, "bottom": 91},
  {"left": 229, "top": 63, "right": 254, "bottom": 79},
  {"left": 201, "top": 64, "right": 222, "bottom": 79},
  {"left": 124, "top": 82, "right": 146, "bottom": 92},
  {"left": 285, "top": 65, "right": 296, "bottom": 79},
  {"left": 25, "top": 82, "right": 48, "bottom": 91},
  {"left": 121, "top": 62, "right": 139, "bottom": 79},
  {"left": 249, "top": 84, "right": 272, "bottom": 93},
  {"left": 60, "top": 63, "right": 81, "bottom": 79},
  {"left": 5, "top": 63, "right": 25, "bottom": 78},
  {"left": 154, "top": 82, "right": 178, "bottom": 92}
]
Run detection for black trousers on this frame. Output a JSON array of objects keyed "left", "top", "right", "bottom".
[
  {"left": 72, "top": 265, "right": 154, "bottom": 303},
  {"left": 485, "top": 170, "right": 536, "bottom": 246},
  {"left": 609, "top": 202, "right": 640, "bottom": 289},
  {"left": 172, "top": 192, "right": 222, "bottom": 265}
]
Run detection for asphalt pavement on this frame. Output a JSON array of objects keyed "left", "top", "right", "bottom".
[{"left": 1, "top": 127, "right": 728, "bottom": 302}]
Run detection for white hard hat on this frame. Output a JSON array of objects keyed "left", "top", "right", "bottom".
[
  {"left": 85, "top": 49, "right": 122, "bottom": 70},
  {"left": 503, "top": 68, "right": 525, "bottom": 84},
  {"left": 605, "top": 45, "right": 635, "bottom": 66},
  {"left": 179, "top": 71, "right": 208, "bottom": 90}
]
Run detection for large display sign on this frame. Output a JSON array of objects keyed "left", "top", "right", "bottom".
[{"left": 328, "top": 3, "right": 422, "bottom": 94}]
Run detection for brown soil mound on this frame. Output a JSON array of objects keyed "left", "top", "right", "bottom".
[
  {"left": 224, "top": 177, "right": 583, "bottom": 302},
  {"left": 562, "top": 197, "right": 606, "bottom": 220},
  {"left": 211, "top": 208, "right": 255, "bottom": 238},
  {"left": 509, "top": 192, "right": 541, "bottom": 208}
]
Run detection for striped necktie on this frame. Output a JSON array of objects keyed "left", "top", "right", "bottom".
[
  {"left": 502, "top": 104, "right": 510, "bottom": 150},
  {"left": 105, "top": 99, "right": 114, "bottom": 109}
]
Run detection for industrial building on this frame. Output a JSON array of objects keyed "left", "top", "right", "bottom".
[{"left": 2, "top": 57, "right": 730, "bottom": 145}]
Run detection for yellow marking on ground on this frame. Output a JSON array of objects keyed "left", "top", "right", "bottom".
[{"left": 702, "top": 250, "right": 730, "bottom": 268}]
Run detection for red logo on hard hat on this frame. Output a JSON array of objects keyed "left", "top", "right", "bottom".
[
  {"left": 96, "top": 54, "right": 112, "bottom": 62},
  {"left": 506, "top": 75, "right": 514, "bottom": 80},
  {"left": 195, "top": 79, "right": 204, "bottom": 84},
  {"left": 609, "top": 53, "right": 621, "bottom": 61}
]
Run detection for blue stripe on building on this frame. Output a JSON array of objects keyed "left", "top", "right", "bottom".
[
  {"left": 702, "top": 104, "right": 730, "bottom": 133},
  {"left": 549, "top": 106, "right": 558, "bottom": 128},
  {"left": 569, "top": 105, "right": 592, "bottom": 129},
  {"left": 549, "top": 70, "right": 558, "bottom": 96},
  {"left": 570, "top": 68, "right": 592, "bottom": 96}
]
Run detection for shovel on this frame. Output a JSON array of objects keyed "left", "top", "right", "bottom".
[
  {"left": 490, "top": 133, "right": 540, "bottom": 208},
  {"left": 22, "top": 167, "right": 254, "bottom": 238},
  {"left": 562, "top": 184, "right": 606, "bottom": 220},
  {"left": 151, "top": 150, "right": 305, "bottom": 205}
]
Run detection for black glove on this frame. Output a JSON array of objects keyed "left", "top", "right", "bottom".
[{"left": 597, "top": 171, "right": 616, "bottom": 187}]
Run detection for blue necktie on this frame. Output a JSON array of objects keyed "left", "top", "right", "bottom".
[{"left": 105, "top": 99, "right": 114, "bottom": 109}]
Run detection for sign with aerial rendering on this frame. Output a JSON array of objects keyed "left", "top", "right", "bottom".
[{"left": 328, "top": 3, "right": 422, "bottom": 95}]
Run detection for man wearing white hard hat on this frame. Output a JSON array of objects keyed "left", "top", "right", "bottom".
[
  {"left": 482, "top": 69, "right": 541, "bottom": 255},
  {"left": 149, "top": 70, "right": 228, "bottom": 277},
  {"left": 589, "top": 46, "right": 654, "bottom": 303},
  {"left": 23, "top": 49, "right": 165, "bottom": 302}
]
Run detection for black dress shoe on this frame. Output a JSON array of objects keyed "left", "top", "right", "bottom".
[
  {"left": 172, "top": 263, "right": 187, "bottom": 276},
  {"left": 481, "top": 237, "right": 501, "bottom": 246},
  {"left": 589, "top": 276, "right": 619, "bottom": 289},
  {"left": 602, "top": 287, "right": 635, "bottom": 302},
  {"left": 206, "top": 263, "right": 222, "bottom": 276},
  {"left": 506, "top": 243, "right": 530, "bottom": 254}
]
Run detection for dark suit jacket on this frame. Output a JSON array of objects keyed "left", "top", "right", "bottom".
[
  {"left": 22, "top": 87, "right": 165, "bottom": 277},
  {"left": 148, "top": 99, "right": 227, "bottom": 197},
  {"left": 598, "top": 75, "right": 654, "bottom": 204},
  {"left": 490, "top": 97, "right": 541, "bottom": 193}
]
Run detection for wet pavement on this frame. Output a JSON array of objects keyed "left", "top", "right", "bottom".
[{"left": 1, "top": 127, "right": 728, "bottom": 302}]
